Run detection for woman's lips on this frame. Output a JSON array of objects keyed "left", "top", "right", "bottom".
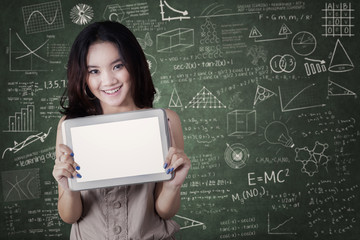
[{"left": 103, "top": 85, "right": 122, "bottom": 94}]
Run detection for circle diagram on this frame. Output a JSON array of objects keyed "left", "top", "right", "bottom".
[
  {"left": 224, "top": 143, "right": 250, "bottom": 169},
  {"left": 270, "top": 54, "right": 296, "bottom": 73},
  {"left": 291, "top": 31, "right": 317, "bottom": 56}
]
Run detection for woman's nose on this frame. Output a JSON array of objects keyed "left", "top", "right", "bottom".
[{"left": 102, "top": 71, "right": 116, "bottom": 85}]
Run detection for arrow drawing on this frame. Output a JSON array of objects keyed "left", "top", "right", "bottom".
[{"left": 2, "top": 127, "right": 52, "bottom": 159}]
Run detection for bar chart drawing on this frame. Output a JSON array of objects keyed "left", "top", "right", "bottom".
[{"left": 4, "top": 105, "right": 35, "bottom": 132}]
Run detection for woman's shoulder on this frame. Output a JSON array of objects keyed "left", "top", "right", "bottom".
[
  {"left": 56, "top": 116, "right": 68, "bottom": 134},
  {"left": 57, "top": 115, "right": 66, "bottom": 127},
  {"left": 164, "top": 108, "right": 180, "bottom": 123}
]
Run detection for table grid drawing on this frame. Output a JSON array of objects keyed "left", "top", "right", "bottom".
[{"left": 322, "top": 2, "right": 354, "bottom": 37}]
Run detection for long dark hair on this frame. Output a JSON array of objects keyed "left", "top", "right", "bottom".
[{"left": 61, "top": 21, "right": 155, "bottom": 119}]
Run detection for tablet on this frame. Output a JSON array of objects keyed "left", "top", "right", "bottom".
[{"left": 61, "top": 108, "right": 172, "bottom": 191}]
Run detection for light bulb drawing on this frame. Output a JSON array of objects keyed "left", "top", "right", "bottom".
[{"left": 264, "top": 121, "right": 294, "bottom": 148}]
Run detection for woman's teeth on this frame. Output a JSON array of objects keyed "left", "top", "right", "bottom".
[{"left": 104, "top": 87, "right": 120, "bottom": 94}]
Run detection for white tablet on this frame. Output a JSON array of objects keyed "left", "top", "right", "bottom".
[{"left": 61, "top": 108, "right": 173, "bottom": 191}]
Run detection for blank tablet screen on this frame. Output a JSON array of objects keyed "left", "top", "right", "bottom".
[{"left": 70, "top": 117, "right": 164, "bottom": 183}]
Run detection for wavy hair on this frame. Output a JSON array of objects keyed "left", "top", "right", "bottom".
[{"left": 61, "top": 21, "right": 155, "bottom": 119}]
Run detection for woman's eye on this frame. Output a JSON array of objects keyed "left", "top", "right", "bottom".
[
  {"left": 88, "top": 69, "right": 99, "bottom": 74},
  {"left": 114, "top": 64, "right": 124, "bottom": 70}
]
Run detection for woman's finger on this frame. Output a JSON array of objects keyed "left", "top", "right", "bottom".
[
  {"left": 58, "top": 144, "right": 74, "bottom": 157},
  {"left": 165, "top": 147, "right": 176, "bottom": 166}
]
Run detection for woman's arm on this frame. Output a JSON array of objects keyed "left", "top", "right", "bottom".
[
  {"left": 155, "top": 109, "right": 191, "bottom": 219},
  {"left": 52, "top": 117, "right": 83, "bottom": 224}
]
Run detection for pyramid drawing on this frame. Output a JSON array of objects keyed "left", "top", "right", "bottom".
[
  {"left": 169, "top": 88, "right": 183, "bottom": 107},
  {"left": 328, "top": 39, "right": 354, "bottom": 72},
  {"left": 253, "top": 85, "right": 277, "bottom": 106},
  {"left": 328, "top": 79, "right": 356, "bottom": 97},
  {"left": 186, "top": 86, "right": 226, "bottom": 109}
]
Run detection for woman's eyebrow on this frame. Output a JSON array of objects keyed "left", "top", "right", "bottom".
[
  {"left": 87, "top": 58, "right": 123, "bottom": 68},
  {"left": 111, "top": 58, "right": 123, "bottom": 65}
]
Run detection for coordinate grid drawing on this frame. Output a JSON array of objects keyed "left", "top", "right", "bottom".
[{"left": 22, "top": 0, "right": 64, "bottom": 34}]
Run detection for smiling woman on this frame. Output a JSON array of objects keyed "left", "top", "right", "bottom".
[
  {"left": 61, "top": 21, "right": 156, "bottom": 118},
  {"left": 52, "top": 21, "right": 191, "bottom": 240},
  {"left": 86, "top": 42, "right": 134, "bottom": 114}
]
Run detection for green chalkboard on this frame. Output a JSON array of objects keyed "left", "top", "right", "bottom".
[{"left": 0, "top": 0, "right": 359, "bottom": 239}]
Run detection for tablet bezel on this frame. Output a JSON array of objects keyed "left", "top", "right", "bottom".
[{"left": 61, "top": 108, "right": 172, "bottom": 191}]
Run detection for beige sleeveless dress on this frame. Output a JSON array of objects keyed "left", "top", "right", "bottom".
[{"left": 70, "top": 183, "right": 179, "bottom": 240}]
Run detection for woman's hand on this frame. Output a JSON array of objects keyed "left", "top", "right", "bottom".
[
  {"left": 52, "top": 144, "right": 80, "bottom": 191},
  {"left": 163, "top": 147, "right": 190, "bottom": 188}
]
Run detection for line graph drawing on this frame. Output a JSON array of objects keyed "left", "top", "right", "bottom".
[
  {"left": 2, "top": 128, "right": 52, "bottom": 159},
  {"left": 26, "top": 9, "right": 58, "bottom": 26},
  {"left": 198, "top": 2, "right": 259, "bottom": 18},
  {"left": 2, "top": 168, "right": 41, "bottom": 202},
  {"left": 200, "top": 3, "right": 232, "bottom": 17},
  {"left": 159, "top": 0, "right": 190, "bottom": 21},
  {"left": 22, "top": 0, "right": 64, "bottom": 34},
  {"left": 268, "top": 212, "right": 297, "bottom": 235},
  {"left": 186, "top": 86, "right": 226, "bottom": 109},
  {"left": 8, "top": 28, "right": 50, "bottom": 72},
  {"left": 15, "top": 33, "right": 49, "bottom": 62},
  {"left": 279, "top": 84, "right": 326, "bottom": 112}
]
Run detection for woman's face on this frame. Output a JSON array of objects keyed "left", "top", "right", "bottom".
[{"left": 86, "top": 41, "right": 136, "bottom": 114}]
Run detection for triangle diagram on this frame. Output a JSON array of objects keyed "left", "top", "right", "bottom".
[
  {"left": 254, "top": 85, "right": 277, "bottom": 106},
  {"left": 328, "top": 39, "right": 354, "bottom": 72},
  {"left": 174, "top": 215, "right": 204, "bottom": 230},
  {"left": 328, "top": 79, "right": 356, "bottom": 97},
  {"left": 186, "top": 86, "right": 226, "bottom": 109},
  {"left": 279, "top": 23, "right": 292, "bottom": 35},
  {"left": 249, "top": 26, "right": 262, "bottom": 38},
  {"left": 169, "top": 88, "right": 183, "bottom": 107}
]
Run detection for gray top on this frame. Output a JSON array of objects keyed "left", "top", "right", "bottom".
[{"left": 70, "top": 183, "right": 179, "bottom": 240}]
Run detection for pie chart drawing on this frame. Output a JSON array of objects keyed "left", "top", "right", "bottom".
[{"left": 291, "top": 31, "right": 317, "bottom": 56}]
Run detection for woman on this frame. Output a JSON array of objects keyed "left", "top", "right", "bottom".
[{"left": 52, "top": 21, "right": 190, "bottom": 239}]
